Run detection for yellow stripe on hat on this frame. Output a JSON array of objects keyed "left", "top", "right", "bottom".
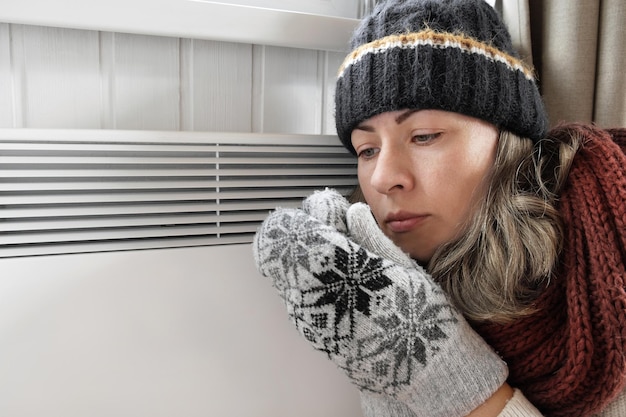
[{"left": 338, "top": 30, "right": 535, "bottom": 80}]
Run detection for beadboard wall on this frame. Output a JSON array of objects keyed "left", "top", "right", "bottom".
[
  {"left": 0, "top": 22, "right": 363, "bottom": 417},
  {"left": 0, "top": 23, "right": 344, "bottom": 133}
]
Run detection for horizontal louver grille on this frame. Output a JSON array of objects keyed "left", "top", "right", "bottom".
[{"left": 0, "top": 129, "right": 357, "bottom": 258}]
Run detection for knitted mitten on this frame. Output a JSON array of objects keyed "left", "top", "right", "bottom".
[{"left": 253, "top": 189, "right": 508, "bottom": 417}]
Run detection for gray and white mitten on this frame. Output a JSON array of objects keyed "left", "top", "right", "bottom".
[{"left": 253, "top": 189, "right": 508, "bottom": 417}]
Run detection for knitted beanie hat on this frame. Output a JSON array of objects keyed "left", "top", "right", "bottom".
[{"left": 334, "top": 0, "right": 549, "bottom": 154}]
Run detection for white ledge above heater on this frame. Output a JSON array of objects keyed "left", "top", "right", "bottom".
[{"left": 0, "top": 0, "right": 359, "bottom": 52}]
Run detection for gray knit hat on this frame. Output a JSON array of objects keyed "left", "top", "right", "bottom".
[{"left": 335, "top": 0, "right": 549, "bottom": 154}]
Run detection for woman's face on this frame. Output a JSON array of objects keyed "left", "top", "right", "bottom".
[{"left": 351, "top": 109, "right": 499, "bottom": 263}]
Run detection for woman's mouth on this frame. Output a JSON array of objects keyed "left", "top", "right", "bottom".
[{"left": 385, "top": 212, "right": 428, "bottom": 233}]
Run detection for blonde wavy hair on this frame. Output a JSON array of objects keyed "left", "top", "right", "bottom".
[{"left": 428, "top": 129, "right": 582, "bottom": 323}]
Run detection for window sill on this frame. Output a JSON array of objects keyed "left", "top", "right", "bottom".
[{"left": 0, "top": 0, "right": 359, "bottom": 51}]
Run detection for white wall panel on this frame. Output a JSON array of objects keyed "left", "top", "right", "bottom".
[
  {"left": 324, "top": 51, "right": 345, "bottom": 135},
  {"left": 0, "top": 24, "right": 13, "bottom": 127},
  {"left": 0, "top": 24, "right": 341, "bottom": 135},
  {"left": 14, "top": 25, "right": 102, "bottom": 128},
  {"left": 111, "top": 33, "right": 180, "bottom": 130},
  {"left": 183, "top": 39, "right": 253, "bottom": 132},
  {"left": 98, "top": 32, "right": 115, "bottom": 128},
  {"left": 254, "top": 45, "right": 324, "bottom": 134}
]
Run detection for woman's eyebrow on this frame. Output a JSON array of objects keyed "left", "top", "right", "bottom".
[
  {"left": 355, "top": 109, "right": 420, "bottom": 131},
  {"left": 395, "top": 109, "right": 419, "bottom": 124},
  {"left": 354, "top": 124, "right": 375, "bottom": 132}
]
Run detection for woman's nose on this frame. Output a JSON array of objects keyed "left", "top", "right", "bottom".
[{"left": 369, "top": 145, "right": 415, "bottom": 194}]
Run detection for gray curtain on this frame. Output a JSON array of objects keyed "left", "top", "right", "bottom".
[{"left": 502, "top": 0, "right": 626, "bottom": 128}]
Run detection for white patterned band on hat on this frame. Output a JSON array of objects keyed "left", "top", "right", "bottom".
[{"left": 338, "top": 30, "right": 535, "bottom": 81}]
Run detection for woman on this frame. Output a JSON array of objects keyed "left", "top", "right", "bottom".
[{"left": 253, "top": 0, "right": 626, "bottom": 415}]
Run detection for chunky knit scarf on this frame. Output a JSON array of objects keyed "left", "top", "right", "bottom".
[{"left": 475, "top": 124, "right": 626, "bottom": 417}]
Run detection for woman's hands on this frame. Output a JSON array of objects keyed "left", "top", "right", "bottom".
[{"left": 253, "top": 189, "right": 508, "bottom": 417}]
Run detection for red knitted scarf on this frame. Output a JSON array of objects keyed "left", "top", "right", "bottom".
[{"left": 475, "top": 124, "right": 626, "bottom": 417}]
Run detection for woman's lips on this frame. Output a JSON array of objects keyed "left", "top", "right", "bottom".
[{"left": 385, "top": 213, "right": 428, "bottom": 233}]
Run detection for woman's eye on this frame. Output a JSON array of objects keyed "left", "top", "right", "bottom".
[
  {"left": 357, "top": 147, "right": 379, "bottom": 159},
  {"left": 412, "top": 132, "right": 441, "bottom": 143}
]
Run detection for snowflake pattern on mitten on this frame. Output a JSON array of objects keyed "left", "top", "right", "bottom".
[{"left": 254, "top": 207, "right": 458, "bottom": 395}]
